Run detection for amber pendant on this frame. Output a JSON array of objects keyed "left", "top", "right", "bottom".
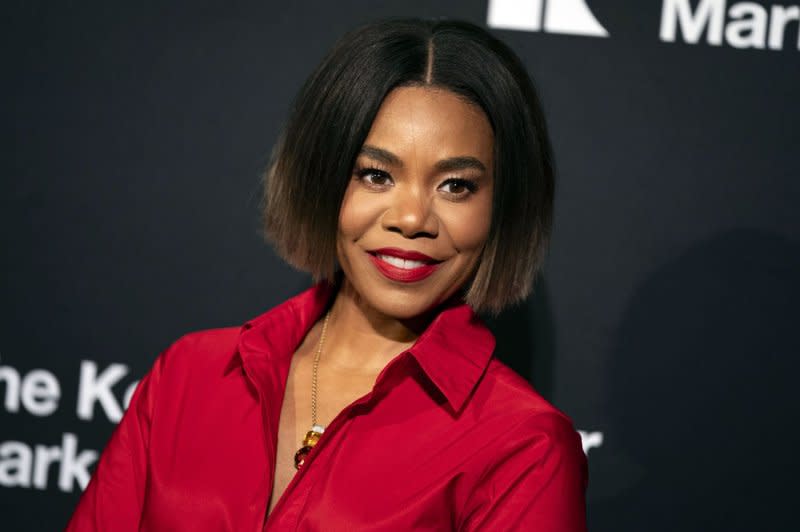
[{"left": 293, "top": 425, "right": 324, "bottom": 469}]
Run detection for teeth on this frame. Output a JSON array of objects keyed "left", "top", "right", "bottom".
[{"left": 376, "top": 254, "right": 427, "bottom": 270}]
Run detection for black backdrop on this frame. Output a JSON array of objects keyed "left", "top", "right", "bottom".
[{"left": 3, "top": 1, "right": 799, "bottom": 530}]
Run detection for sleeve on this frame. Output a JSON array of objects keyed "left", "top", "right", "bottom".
[
  {"left": 65, "top": 345, "right": 170, "bottom": 531},
  {"left": 458, "top": 413, "right": 588, "bottom": 532}
]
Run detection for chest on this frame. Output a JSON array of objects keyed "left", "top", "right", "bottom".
[
  {"left": 262, "top": 362, "right": 476, "bottom": 530},
  {"left": 268, "top": 353, "right": 382, "bottom": 516},
  {"left": 141, "top": 352, "right": 480, "bottom": 531}
]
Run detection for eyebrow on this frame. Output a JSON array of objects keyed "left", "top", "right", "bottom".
[{"left": 359, "top": 144, "right": 487, "bottom": 173}]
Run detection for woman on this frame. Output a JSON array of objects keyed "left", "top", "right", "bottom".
[{"left": 68, "top": 17, "right": 587, "bottom": 531}]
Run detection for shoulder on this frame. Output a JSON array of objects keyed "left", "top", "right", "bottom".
[
  {"left": 167, "top": 326, "right": 242, "bottom": 354},
  {"left": 470, "top": 358, "right": 583, "bottom": 456},
  {"left": 478, "top": 358, "right": 573, "bottom": 419},
  {"left": 464, "top": 358, "right": 588, "bottom": 491},
  {"left": 152, "top": 326, "right": 242, "bottom": 380},
  {"left": 457, "top": 361, "right": 588, "bottom": 530}
]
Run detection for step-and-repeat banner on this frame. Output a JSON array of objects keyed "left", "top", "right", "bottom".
[{"left": 3, "top": 1, "right": 798, "bottom": 530}]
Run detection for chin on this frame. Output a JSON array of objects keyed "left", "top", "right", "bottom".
[
  {"left": 361, "top": 286, "right": 441, "bottom": 320},
  {"left": 362, "top": 274, "right": 472, "bottom": 321}
]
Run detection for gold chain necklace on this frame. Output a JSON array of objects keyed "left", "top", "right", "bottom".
[{"left": 293, "top": 311, "right": 330, "bottom": 469}]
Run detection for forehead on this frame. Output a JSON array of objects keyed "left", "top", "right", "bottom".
[{"left": 362, "top": 86, "right": 494, "bottom": 167}]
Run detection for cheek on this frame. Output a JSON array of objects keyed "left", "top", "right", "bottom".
[
  {"left": 438, "top": 198, "right": 493, "bottom": 255},
  {"left": 338, "top": 186, "right": 384, "bottom": 242}
]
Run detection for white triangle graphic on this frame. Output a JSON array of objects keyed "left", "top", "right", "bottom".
[
  {"left": 487, "top": 0, "right": 609, "bottom": 38},
  {"left": 544, "top": 0, "right": 609, "bottom": 37},
  {"left": 487, "top": 0, "right": 544, "bottom": 31}
]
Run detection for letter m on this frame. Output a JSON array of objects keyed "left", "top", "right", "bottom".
[{"left": 660, "top": 0, "right": 726, "bottom": 45}]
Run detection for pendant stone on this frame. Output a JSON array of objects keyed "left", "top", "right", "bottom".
[{"left": 293, "top": 425, "right": 325, "bottom": 469}]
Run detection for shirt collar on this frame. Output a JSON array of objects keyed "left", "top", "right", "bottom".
[{"left": 235, "top": 281, "right": 495, "bottom": 414}]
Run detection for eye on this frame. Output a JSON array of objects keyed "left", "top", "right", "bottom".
[
  {"left": 439, "top": 177, "right": 478, "bottom": 198},
  {"left": 355, "top": 167, "right": 394, "bottom": 189}
]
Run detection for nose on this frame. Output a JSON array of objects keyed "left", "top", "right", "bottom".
[{"left": 381, "top": 184, "right": 439, "bottom": 239}]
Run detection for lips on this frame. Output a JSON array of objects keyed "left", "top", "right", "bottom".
[{"left": 367, "top": 247, "right": 443, "bottom": 283}]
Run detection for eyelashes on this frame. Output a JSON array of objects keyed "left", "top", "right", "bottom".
[
  {"left": 355, "top": 167, "right": 392, "bottom": 186},
  {"left": 353, "top": 166, "right": 479, "bottom": 198},
  {"left": 440, "top": 177, "right": 478, "bottom": 194}
]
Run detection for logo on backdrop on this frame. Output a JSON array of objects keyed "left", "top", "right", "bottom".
[
  {"left": 660, "top": 0, "right": 800, "bottom": 51},
  {"left": 487, "top": 0, "right": 800, "bottom": 51},
  {"left": 0, "top": 357, "right": 140, "bottom": 493},
  {"left": 487, "top": 0, "right": 609, "bottom": 37}
]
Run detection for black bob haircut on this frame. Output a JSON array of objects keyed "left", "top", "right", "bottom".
[{"left": 263, "top": 17, "right": 555, "bottom": 314}]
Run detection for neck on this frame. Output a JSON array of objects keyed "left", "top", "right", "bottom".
[{"left": 320, "top": 278, "right": 431, "bottom": 374}]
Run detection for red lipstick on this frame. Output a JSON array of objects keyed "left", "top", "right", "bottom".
[{"left": 367, "top": 247, "right": 442, "bottom": 283}]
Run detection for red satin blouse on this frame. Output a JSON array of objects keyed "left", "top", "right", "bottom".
[{"left": 67, "top": 282, "right": 587, "bottom": 531}]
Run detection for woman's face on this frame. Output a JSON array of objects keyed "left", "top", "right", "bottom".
[{"left": 337, "top": 86, "right": 494, "bottom": 319}]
